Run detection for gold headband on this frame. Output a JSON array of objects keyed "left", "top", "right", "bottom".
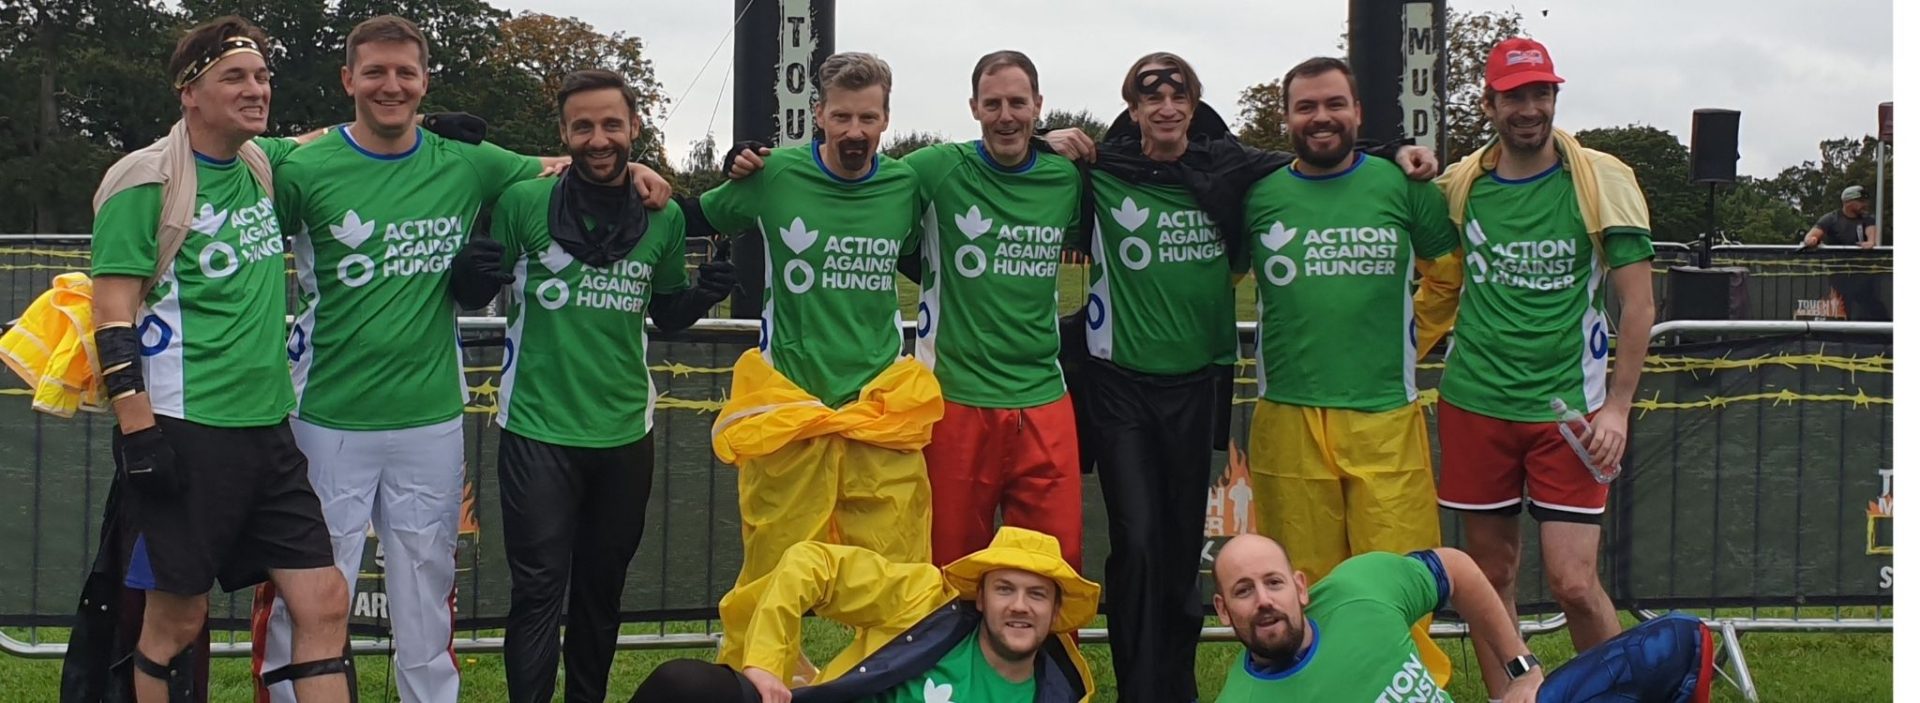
[{"left": 174, "top": 37, "right": 266, "bottom": 90}]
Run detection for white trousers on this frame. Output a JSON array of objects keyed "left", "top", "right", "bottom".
[{"left": 255, "top": 416, "right": 465, "bottom": 703}]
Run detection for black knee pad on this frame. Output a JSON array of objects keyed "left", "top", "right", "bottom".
[
  {"left": 261, "top": 654, "right": 359, "bottom": 702},
  {"left": 114, "top": 645, "right": 196, "bottom": 703}
]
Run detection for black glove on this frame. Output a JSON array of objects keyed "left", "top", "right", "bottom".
[
  {"left": 450, "top": 237, "right": 513, "bottom": 309},
  {"left": 723, "top": 140, "right": 770, "bottom": 177},
  {"left": 423, "top": 112, "right": 488, "bottom": 145},
  {"left": 693, "top": 259, "right": 737, "bottom": 302},
  {"left": 121, "top": 426, "right": 180, "bottom": 496}
]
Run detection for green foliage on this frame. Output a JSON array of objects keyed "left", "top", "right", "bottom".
[
  {"left": 1233, "top": 79, "right": 1290, "bottom": 153},
  {"left": 881, "top": 129, "right": 946, "bottom": 160},
  {"left": 1442, "top": 7, "right": 1527, "bottom": 161},
  {"left": 1575, "top": 125, "right": 1707, "bottom": 242},
  {"left": 1041, "top": 108, "right": 1109, "bottom": 143}
]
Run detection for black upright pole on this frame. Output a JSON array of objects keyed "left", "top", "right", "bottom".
[
  {"left": 1348, "top": 0, "right": 1448, "bottom": 161},
  {"left": 728, "top": 0, "right": 835, "bottom": 321}
]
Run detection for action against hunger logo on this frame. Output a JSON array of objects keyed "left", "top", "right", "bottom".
[
  {"left": 1260, "top": 220, "right": 1300, "bottom": 286},
  {"left": 192, "top": 198, "right": 278, "bottom": 280},
  {"left": 328, "top": 209, "right": 465, "bottom": 288},
  {"left": 779, "top": 216, "right": 820, "bottom": 293},
  {"left": 953, "top": 205, "right": 993, "bottom": 278},
  {"left": 951, "top": 205, "right": 1064, "bottom": 280},
  {"left": 1111, "top": 197, "right": 1153, "bottom": 270}
]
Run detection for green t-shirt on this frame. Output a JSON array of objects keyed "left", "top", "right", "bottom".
[
  {"left": 1216, "top": 552, "right": 1451, "bottom": 703},
  {"left": 1084, "top": 171, "right": 1240, "bottom": 375},
  {"left": 90, "top": 144, "right": 301, "bottom": 427},
  {"left": 276, "top": 126, "right": 543, "bottom": 430},
  {"left": 903, "top": 141, "right": 1080, "bottom": 408},
  {"left": 490, "top": 178, "right": 690, "bottom": 447},
  {"left": 1437, "top": 165, "right": 1654, "bottom": 422},
  {"left": 699, "top": 142, "right": 923, "bottom": 407},
  {"left": 1244, "top": 154, "right": 1458, "bottom": 411},
  {"left": 860, "top": 628, "right": 1036, "bottom": 703}
]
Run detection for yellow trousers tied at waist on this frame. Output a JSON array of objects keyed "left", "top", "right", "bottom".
[
  {"left": 1248, "top": 399, "right": 1451, "bottom": 687},
  {"left": 0, "top": 272, "right": 105, "bottom": 418},
  {"left": 712, "top": 350, "right": 942, "bottom": 590}
]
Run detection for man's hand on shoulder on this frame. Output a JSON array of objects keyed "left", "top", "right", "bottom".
[
  {"left": 1043, "top": 127, "right": 1098, "bottom": 163},
  {"left": 725, "top": 140, "right": 772, "bottom": 180},
  {"left": 421, "top": 112, "right": 488, "bottom": 144},
  {"left": 1395, "top": 145, "right": 1439, "bottom": 181},
  {"left": 630, "top": 163, "right": 671, "bottom": 209},
  {"left": 1502, "top": 668, "right": 1544, "bottom": 703}
]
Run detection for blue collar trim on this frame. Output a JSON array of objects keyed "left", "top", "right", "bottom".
[
  {"left": 340, "top": 124, "right": 423, "bottom": 161},
  {"left": 974, "top": 139, "right": 1037, "bottom": 174},
  {"left": 1289, "top": 152, "right": 1367, "bottom": 181},
  {"left": 1490, "top": 160, "right": 1563, "bottom": 185}
]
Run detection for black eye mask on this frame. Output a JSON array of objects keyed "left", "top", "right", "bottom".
[{"left": 1133, "top": 68, "right": 1189, "bottom": 99}]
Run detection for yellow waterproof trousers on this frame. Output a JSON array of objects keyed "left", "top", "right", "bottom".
[
  {"left": 713, "top": 351, "right": 940, "bottom": 590},
  {"left": 1248, "top": 399, "right": 1451, "bottom": 687}
]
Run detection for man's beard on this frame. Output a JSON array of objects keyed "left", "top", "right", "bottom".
[
  {"left": 1237, "top": 608, "right": 1305, "bottom": 665},
  {"left": 1291, "top": 123, "right": 1355, "bottom": 170},
  {"left": 835, "top": 139, "right": 872, "bottom": 171},
  {"left": 983, "top": 618, "right": 1045, "bottom": 662},
  {"left": 1497, "top": 116, "right": 1553, "bottom": 154},
  {"left": 572, "top": 143, "right": 632, "bottom": 185}
]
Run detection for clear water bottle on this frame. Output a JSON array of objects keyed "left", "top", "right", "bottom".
[{"left": 1550, "top": 397, "right": 1622, "bottom": 484}]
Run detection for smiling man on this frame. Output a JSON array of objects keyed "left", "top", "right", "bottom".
[
  {"left": 1239, "top": 56, "right": 1460, "bottom": 683},
  {"left": 443, "top": 68, "right": 735, "bottom": 703},
  {"left": 1425, "top": 37, "right": 1657, "bottom": 699},
  {"left": 1210, "top": 535, "right": 1713, "bottom": 703},
  {"left": 628, "top": 527, "right": 1099, "bottom": 703},
  {"left": 250, "top": 15, "right": 669, "bottom": 703},
  {"left": 902, "top": 51, "right": 1086, "bottom": 570},
  {"left": 89, "top": 16, "right": 350, "bottom": 703}
]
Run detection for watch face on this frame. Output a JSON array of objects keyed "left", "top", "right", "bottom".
[{"left": 1506, "top": 654, "right": 1540, "bottom": 678}]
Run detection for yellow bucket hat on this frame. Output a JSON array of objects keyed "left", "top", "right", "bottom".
[{"left": 942, "top": 527, "right": 1101, "bottom": 632}]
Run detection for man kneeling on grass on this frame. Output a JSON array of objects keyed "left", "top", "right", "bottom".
[
  {"left": 630, "top": 527, "right": 1098, "bottom": 703},
  {"left": 1211, "top": 534, "right": 1714, "bottom": 703}
]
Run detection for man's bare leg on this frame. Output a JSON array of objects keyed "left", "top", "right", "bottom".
[
  {"left": 270, "top": 565, "right": 353, "bottom": 701},
  {"left": 1541, "top": 520, "right": 1622, "bottom": 650},
  {"left": 133, "top": 590, "right": 207, "bottom": 702},
  {"left": 1461, "top": 513, "right": 1522, "bottom": 699}
]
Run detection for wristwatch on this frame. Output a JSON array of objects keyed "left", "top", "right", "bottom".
[{"left": 1504, "top": 653, "right": 1542, "bottom": 680}]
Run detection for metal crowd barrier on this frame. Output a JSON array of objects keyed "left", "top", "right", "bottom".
[{"left": 0, "top": 237, "right": 1894, "bottom": 703}]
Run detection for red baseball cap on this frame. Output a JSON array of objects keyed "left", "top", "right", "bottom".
[{"left": 1485, "top": 37, "right": 1565, "bottom": 92}]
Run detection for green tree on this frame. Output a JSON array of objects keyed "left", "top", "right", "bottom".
[
  {"left": 1041, "top": 108, "right": 1108, "bottom": 143},
  {"left": 1442, "top": 8, "right": 1527, "bottom": 161},
  {"left": 1232, "top": 79, "right": 1289, "bottom": 153},
  {"left": 1574, "top": 125, "right": 1707, "bottom": 242},
  {"left": 882, "top": 129, "right": 945, "bottom": 159},
  {"left": 491, "top": 11, "right": 671, "bottom": 165},
  {"left": 675, "top": 132, "right": 729, "bottom": 197}
]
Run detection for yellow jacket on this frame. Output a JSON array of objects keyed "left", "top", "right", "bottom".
[
  {"left": 1415, "top": 129, "right": 1652, "bottom": 348},
  {"left": 1, "top": 273, "right": 106, "bottom": 417},
  {"left": 710, "top": 350, "right": 943, "bottom": 464},
  {"left": 716, "top": 541, "right": 1097, "bottom": 702}
]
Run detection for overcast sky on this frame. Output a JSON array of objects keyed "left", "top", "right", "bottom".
[{"left": 492, "top": 0, "right": 1891, "bottom": 176}]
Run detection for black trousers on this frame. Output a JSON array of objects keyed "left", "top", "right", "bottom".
[
  {"left": 499, "top": 430, "right": 655, "bottom": 703},
  {"left": 1081, "top": 360, "right": 1220, "bottom": 703},
  {"left": 628, "top": 659, "right": 759, "bottom": 703}
]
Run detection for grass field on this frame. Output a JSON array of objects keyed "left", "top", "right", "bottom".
[{"left": 0, "top": 608, "right": 1892, "bottom": 701}]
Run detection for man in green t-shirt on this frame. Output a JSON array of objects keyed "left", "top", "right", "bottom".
[
  {"left": 1240, "top": 56, "right": 1462, "bottom": 683},
  {"left": 1429, "top": 37, "right": 1657, "bottom": 698},
  {"left": 1038, "top": 53, "right": 1437, "bottom": 703},
  {"left": 626, "top": 527, "right": 1098, "bottom": 703},
  {"left": 1210, "top": 535, "right": 1712, "bottom": 703},
  {"left": 444, "top": 69, "right": 735, "bottom": 703},
  {"left": 90, "top": 18, "right": 351, "bottom": 703},
  {"left": 902, "top": 51, "right": 1085, "bottom": 570},
  {"left": 692, "top": 53, "right": 939, "bottom": 609},
  {"left": 250, "top": 16, "right": 671, "bottom": 703}
]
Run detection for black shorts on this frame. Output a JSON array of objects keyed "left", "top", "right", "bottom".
[{"left": 119, "top": 416, "right": 333, "bottom": 595}]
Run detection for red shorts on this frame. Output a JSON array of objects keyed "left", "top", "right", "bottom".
[{"left": 1435, "top": 399, "right": 1608, "bottom": 522}]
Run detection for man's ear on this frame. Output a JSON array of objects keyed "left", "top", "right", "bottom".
[{"left": 1295, "top": 570, "right": 1312, "bottom": 607}]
